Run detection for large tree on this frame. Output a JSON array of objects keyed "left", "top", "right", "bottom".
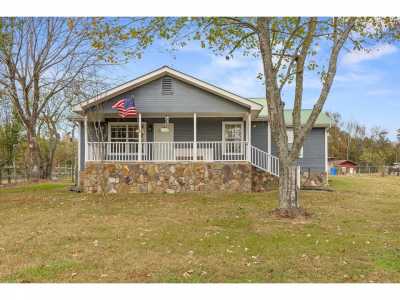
[
  {"left": 360, "top": 127, "right": 394, "bottom": 175},
  {"left": 90, "top": 17, "right": 399, "bottom": 216},
  {"left": 0, "top": 95, "right": 22, "bottom": 183},
  {"left": 0, "top": 18, "right": 109, "bottom": 179}
]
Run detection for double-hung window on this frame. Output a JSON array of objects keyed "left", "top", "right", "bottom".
[
  {"left": 222, "top": 122, "right": 244, "bottom": 155},
  {"left": 287, "top": 128, "right": 303, "bottom": 158},
  {"left": 108, "top": 123, "right": 146, "bottom": 156}
]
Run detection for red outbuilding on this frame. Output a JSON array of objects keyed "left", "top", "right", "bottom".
[{"left": 329, "top": 159, "right": 358, "bottom": 175}]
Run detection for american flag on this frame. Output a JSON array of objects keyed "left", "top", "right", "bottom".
[{"left": 111, "top": 97, "right": 137, "bottom": 118}]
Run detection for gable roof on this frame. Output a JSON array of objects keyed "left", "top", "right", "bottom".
[
  {"left": 250, "top": 98, "right": 331, "bottom": 127},
  {"left": 72, "top": 66, "right": 262, "bottom": 113},
  {"left": 329, "top": 159, "right": 358, "bottom": 167}
]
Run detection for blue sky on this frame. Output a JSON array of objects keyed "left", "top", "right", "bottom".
[{"left": 106, "top": 40, "right": 399, "bottom": 140}]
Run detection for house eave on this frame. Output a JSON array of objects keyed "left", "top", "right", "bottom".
[{"left": 254, "top": 116, "right": 330, "bottom": 128}]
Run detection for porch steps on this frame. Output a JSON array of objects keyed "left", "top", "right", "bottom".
[{"left": 250, "top": 145, "right": 280, "bottom": 177}]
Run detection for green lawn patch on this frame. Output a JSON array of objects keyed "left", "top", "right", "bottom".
[{"left": 0, "top": 176, "right": 399, "bottom": 283}]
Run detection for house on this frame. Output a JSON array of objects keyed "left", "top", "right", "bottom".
[
  {"left": 71, "top": 66, "right": 330, "bottom": 193},
  {"left": 329, "top": 159, "right": 358, "bottom": 175}
]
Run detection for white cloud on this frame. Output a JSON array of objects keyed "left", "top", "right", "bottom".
[
  {"left": 367, "top": 88, "right": 400, "bottom": 96},
  {"left": 335, "top": 69, "right": 383, "bottom": 84},
  {"left": 342, "top": 43, "right": 397, "bottom": 65},
  {"left": 194, "top": 54, "right": 265, "bottom": 97}
]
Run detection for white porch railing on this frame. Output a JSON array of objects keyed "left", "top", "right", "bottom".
[
  {"left": 250, "top": 145, "right": 280, "bottom": 177},
  {"left": 87, "top": 141, "right": 279, "bottom": 176},
  {"left": 87, "top": 141, "right": 248, "bottom": 162}
]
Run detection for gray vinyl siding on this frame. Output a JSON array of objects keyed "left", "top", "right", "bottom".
[
  {"left": 298, "top": 128, "right": 326, "bottom": 172},
  {"left": 270, "top": 127, "right": 326, "bottom": 172},
  {"left": 198, "top": 117, "right": 245, "bottom": 141},
  {"left": 251, "top": 121, "right": 268, "bottom": 152},
  {"left": 88, "top": 76, "right": 248, "bottom": 114},
  {"left": 98, "top": 117, "right": 244, "bottom": 142}
]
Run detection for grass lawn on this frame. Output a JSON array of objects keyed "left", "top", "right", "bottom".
[{"left": 0, "top": 176, "right": 399, "bottom": 283}]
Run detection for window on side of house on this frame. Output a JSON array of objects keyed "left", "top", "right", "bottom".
[
  {"left": 287, "top": 128, "right": 304, "bottom": 158},
  {"left": 222, "top": 121, "right": 244, "bottom": 154}
]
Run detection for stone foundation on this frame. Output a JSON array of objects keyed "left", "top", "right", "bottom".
[
  {"left": 80, "top": 162, "right": 275, "bottom": 194},
  {"left": 80, "top": 162, "right": 279, "bottom": 194},
  {"left": 300, "top": 170, "right": 328, "bottom": 187},
  {"left": 251, "top": 166, "right": 279, "bottom": 192}
]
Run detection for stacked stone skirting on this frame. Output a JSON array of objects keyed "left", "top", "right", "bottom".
[
  {"left": 80, "top": 162, "right": 279, "bottom": 194},
  {"left": 300, "top": 170, "right": 328, "bottom": 187}
]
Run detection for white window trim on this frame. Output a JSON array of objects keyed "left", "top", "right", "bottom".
[
  {"left": 107, "top": 122, "right": 147, "bottom": 143},
  {"left": 222, "top": 121, "right": 244, "bottom": 155}
]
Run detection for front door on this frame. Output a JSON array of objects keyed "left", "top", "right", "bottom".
[{"left": 153, "top": 123, "right": 174, "bottom": 160}]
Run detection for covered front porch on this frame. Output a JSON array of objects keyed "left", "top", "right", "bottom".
[{"left": 80, "top": 112, "right": 279, "bottom": 176}]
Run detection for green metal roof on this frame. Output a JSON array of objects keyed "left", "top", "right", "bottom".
[{"left": 250, "top": 98, "right": 331, "bottom": 127}]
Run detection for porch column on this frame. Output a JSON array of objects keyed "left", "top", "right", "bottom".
[
  {"left": 78, "top": 121, "right": 81, "bottom": 172},
  {"left": 247, "top": 113, "right": 251, "bottom": 161},
  {"left": 193, "top": 113, "right": 197, "bottom": 161},
  {"left": 138, "top": 113, "right": 142, "bottom": 161},
  {"left": 84, "top": 116, "right": 88, "bottom": 161}
]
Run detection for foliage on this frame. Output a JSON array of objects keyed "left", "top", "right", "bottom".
[
  {"left": 327, "top": 112, "right": 397, "bottom": 166},
  {"left": 0, "top": 17, "right": 128, "bottom": 179},
  {"left": 360, "top": 127, "right": 395, "bottom": 169},
  {"left": 0, "top": 99, "right": 23, "bottom": 167}
]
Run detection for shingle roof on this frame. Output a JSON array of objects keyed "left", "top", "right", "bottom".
[
  {"left": 329, "top": 160, "right": 358, "bottom": 166},
  {"left": 250, "top": 98, "right": 331, "bottom": 127}
]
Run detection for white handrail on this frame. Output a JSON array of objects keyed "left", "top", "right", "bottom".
[
  {"left": 87, "top": 141, "right": 248, "bottom": 162},
  {"left": 87, "top": 141, "right": 279, "bottom": 176},
  {"left": 250, "top": 145, "right": 280, "bottom": 177}
]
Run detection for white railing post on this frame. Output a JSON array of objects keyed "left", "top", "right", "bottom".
[
  {"left": 78, "top": 121, "right": 81, "bottom": 171},
  {"left": 138, "top": 113, "right": 142, "bottom": 161},
  {"left": 193, "top": 113, "right": 197, "bottom": 161},
  {"left": 84, "top": 116, "right": 88, "bottom": 161},
  {"left": 247, "top": 113, "right": 251, "bottom": 162}
]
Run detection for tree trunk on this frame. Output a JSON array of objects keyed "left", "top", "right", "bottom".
[
  {"left": 273, "top": 163, "right": 307, "bottom": 218},
  {"left": 26, "top": 128, "right": 41, "bottom": 181},
  {"left": 46, "top": 140, "right": 58, "bottom": 180},
  {"left": 7, "top": 167, "right": 11, "bottom": 184}
]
